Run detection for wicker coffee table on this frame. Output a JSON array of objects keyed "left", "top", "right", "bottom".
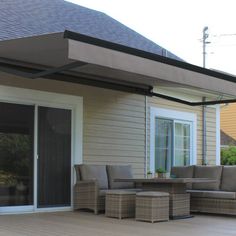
[{"left": 115, "top": 178, "right": 215, "bottom": 219}]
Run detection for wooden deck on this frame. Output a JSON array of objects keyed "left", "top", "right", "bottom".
[{"left": 0, "top": 211, "right": 235, "bottom": 236}]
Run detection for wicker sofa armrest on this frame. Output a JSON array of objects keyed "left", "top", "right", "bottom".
[
  {"left": 74, "top": 179, "right": 103, "bottom": 214},
  {"left": 75, "top": 179, "right": 98, "bottom": 185},
  {"left": 74, "top": 179, "right": 100, "bottom": 197}
]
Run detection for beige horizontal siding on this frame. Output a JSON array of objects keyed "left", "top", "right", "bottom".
[
  {"left": 83, "top": 137, "right": 145, "bottom": 147},
  {"left": 84, "top": 156, "right": 144, "bottom": 163}
]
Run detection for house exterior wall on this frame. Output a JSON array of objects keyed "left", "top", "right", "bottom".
[
  {"left": 0, "top": 74, "right": 146, "bottom": 177},
  {"left": 0, "top": 73, "right": 218, "bottom": 177},
  {"left": 221, "top": 103, "right": 236, "bottom": 140}
]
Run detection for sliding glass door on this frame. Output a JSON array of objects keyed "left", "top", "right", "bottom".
[
  {"left": 0, "top": 102, "right": 72, "bottom": 211},
  {"left": 0, "top": 102, "right": 34, "bottom": 207}
]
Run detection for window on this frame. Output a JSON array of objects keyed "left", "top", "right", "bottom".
[{"left": 150, "top": 108, "right": 197, "bottom": 173}]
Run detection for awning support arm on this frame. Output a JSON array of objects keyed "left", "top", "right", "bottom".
[
  {"left": 0, "top": 57, "right": 87, "bottom": 79},
  {"left": 30, "top": 61, "right": 87, "bottom": 78},
  {"left": 151, "top": 92, "right": 236, "bottom": 106}
]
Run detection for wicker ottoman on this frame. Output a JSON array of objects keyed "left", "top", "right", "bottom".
[
  {"left": 136, "top": 191, "right": 169, "bottom": 223},
  {"left": 105, "top": 190, "right": 136, "bottom": 219}
]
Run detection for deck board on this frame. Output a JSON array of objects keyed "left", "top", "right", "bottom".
[{"left": 0, "top": 212, "right": 235, "bottom": 236}]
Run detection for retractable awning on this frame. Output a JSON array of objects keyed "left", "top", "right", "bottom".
[{"left": 0, "top": 30, "right": 236, "bottom": 106}]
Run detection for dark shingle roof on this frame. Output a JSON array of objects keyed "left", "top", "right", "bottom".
[{"left": 0, "top": 0, "right": 182, "bottom": 60}]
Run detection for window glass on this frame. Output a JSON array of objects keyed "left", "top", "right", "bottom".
[
  {"left": 0, "top": 102, "right": 34, "bottom": 207},
  {"left": 155, "top": 118, "right": 192, "bottom": 172},
  {"left": 155, "top": 118, "right": 173, "bottom": 171}
]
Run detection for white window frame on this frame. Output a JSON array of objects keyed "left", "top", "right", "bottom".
[
  {"left": 0, "top": 85, "right": 83, "bottom": 214},
  {"left": 150, "top": 107, "right": 197, "bottom": 173},
  {"left": 173, "top": 119, "right": 192, "bottom": 166}
]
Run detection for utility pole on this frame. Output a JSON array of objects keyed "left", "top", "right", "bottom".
[{"left": 203, "top": 26, "right": 210, "bottom": 68}]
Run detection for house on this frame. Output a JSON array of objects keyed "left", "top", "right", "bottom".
[
  {"left": 221, "top": 103, "right": 236, "bottom": 146},
  {"left": 221, "top": 130, "right": 236, "bottom": 147},
  {"left": 1, "top": 0, "right": 236, "bottom": 214}
]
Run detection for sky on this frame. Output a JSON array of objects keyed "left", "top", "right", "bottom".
[{"left": 68, "top": 0, "right": 236, "bottom": 76}]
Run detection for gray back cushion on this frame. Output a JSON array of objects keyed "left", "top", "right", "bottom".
[
  {"left": 192, "top": 165, "right": 223, "bottom": 190},
  {"left": 107, "top": 165, "right": 134, "bottom": 189},
  {"left": 80, "top": 164, "right": 108, "bottom": 189},
  {"left": 171, "top": 166, "right": 194, "bottom": 189},
  {"left": 171, "top": 166, "right": 194, "bottom": 178},
  {"left": 221, "top": 166, "right": 236, "bottom": 192}
]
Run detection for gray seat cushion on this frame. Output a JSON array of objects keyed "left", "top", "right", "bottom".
[
  {"left": 187, "top": 190, "right": 236, "bottom": 200},
  {"left": 100, "top": 189, "right": 142, "bottom": 197},
  {"left": 171, "top": 166, "right": 194, "bottom": 189},
  {"left": 80, "top": 164, "right": 108, "bottom": 189},
  {"left": 106, "top": 165, "right": 134, "bottom": 189},
  {"left": 192, "top": 166, "right": 223, "bottom": 190},
  {"left": 99, "top": 189, "right": 108, "bottom": 196},
  {"left": 221, "top": 166, "right": 236, "bottom": 192},
  {"left": 105, "top": 190, "right": 137, "bottom": 195},
  {"left": 137, "top": 191, "right": 169, "bottom": 197}
]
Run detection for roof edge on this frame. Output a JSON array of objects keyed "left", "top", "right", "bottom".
[{"left": 64, "top": 30, "right": 236, "bottom": 84}]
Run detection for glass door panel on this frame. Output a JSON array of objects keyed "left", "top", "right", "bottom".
[
  {"left": 0, "top": 102, "right": 34, "bottom": 207},
  {"left": 155, "top": 118, "right": 173, "bottom": 172},
  {"left": 174, "top": 122, "right": 191, "bottom": 166},
  {"left": 37, "top": 106, "right": 71, "bottom": 208}
]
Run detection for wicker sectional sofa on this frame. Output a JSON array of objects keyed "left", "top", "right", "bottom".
[
  {"left": 73, "top": 164, "right": 138, "bottom": 214},
  {"left": 171, "top": 165, "right": 236, "bottom": 215}
]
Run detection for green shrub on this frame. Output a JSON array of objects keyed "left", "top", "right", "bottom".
[
  {"left": 155, "top": 168, "right": 166, "bottom": 173},
  {"left": 221, "top": 146, "right": 236, "bottom": 165}
]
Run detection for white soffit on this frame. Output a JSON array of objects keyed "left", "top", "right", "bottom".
[
  {"left": 0, "top": 32, "right": 69, "bottom": 67},
  {"left": 68, "top": 39, "right": 236, "bottom": 97}
]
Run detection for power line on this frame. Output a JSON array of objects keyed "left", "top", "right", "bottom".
[
  {"left": 208, "top": 43, "right": 236, "bottom": 48},
  {"left": 212, "top": 33, "right": 236, "bottom": 37}
]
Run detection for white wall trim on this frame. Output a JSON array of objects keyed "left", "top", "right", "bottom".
[
  {"left": 0, "top": 206, "right": 72, "bottom": 215},
  {"left": 35, "top": 207, "right": 72, "bottom": 213},
  {"left": 216, "top": 105, "right": 221, "bottom": 165},
  {"left": 0, "top": 206, "right": 34, "bottom": 214},
  {"left": 150, "top": 107, "right": 197, "bottom": 173},
  {"left": 0, "top": 85, "right": 83, "bottom": 213}
]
